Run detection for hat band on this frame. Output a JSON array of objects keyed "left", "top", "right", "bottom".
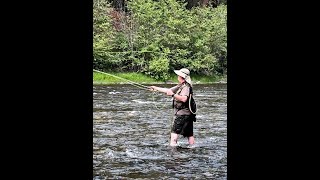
[{"left": 181, "top": 71, "right": 189, "bottom": 76}]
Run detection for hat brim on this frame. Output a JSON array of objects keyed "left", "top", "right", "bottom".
[
  {"left": 185, "top": 76, "right": 192, "bottom": 85},
  {"left": 174, "top": 70, "right": 187, "bottom": 78}
]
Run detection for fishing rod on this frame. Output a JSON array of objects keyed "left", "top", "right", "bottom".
[
  {"left": 93, "top": 69, "right": 170, "bottom": 109},
  {"left": 93, "top": 69, "right": 149, "bottom": 90}
]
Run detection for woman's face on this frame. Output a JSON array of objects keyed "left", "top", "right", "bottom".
[{"left": 178, "top": 76, "right": 185, "bottom": 84}]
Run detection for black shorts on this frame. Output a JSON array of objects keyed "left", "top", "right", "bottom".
[{"left": 171, "top": 115, "right": 194, "bottom": 137}]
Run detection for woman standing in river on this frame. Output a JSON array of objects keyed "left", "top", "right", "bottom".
[{"left": 149, "top": 68, "right": 196, "bottom": 146}]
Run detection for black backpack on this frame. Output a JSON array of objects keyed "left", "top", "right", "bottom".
[{"left": 188, "top": 86, "right": 197, "bottom": 115}]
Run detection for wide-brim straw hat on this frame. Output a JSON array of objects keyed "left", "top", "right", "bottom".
[{"left": 174, "top": 68, "right": 192, "bottom": 85}]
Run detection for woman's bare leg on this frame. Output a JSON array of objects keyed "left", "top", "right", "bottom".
[
  {"left": 170, "top": 133, "right": 179, "bottom": 146},
  {"left": 188, "top": 136, "right": 195, "bottom": 145}
]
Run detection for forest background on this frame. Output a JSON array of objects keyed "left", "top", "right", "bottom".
[{"left": 93, "top": 0, "right": 227, "bottom": 83}]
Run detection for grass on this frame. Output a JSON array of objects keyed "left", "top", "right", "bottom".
[{"left": 93, "top": 71, "right": 226, "bottom": 84}]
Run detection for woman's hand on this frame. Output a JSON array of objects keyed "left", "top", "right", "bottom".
[
  {"left": 148, "top": 86, "right": 157, "bottom": 91},
  {"left": 166, "top": 89, "right": 174, "bottom": 96}
]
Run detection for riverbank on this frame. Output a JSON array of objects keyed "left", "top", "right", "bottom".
[{"left": 93, "top": 71, "right": 227, "bottom": 85}]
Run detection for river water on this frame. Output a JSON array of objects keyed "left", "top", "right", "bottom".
[{"left": 93, "top": 83, "right": 227, "bottom": 179}]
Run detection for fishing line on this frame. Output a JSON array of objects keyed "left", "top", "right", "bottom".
[
  {"left": 93, "top": 69, "right": 169, "bottom": 110},
  {"left": 93, "top": 69, "right": 148, "bottom": 90},
  {"left": 151, "top": 91, "right": 172, "bottom": 110}
]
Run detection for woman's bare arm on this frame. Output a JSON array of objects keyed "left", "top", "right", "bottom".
[
  {"left": 149, "top": 86, "right": 187, "bottom": 102},
  {"left": 173, "top": 94, "right": 187, "bottom": 102},
  {"left": 149, "top": 86, "right": 169, "bottom": 93}
]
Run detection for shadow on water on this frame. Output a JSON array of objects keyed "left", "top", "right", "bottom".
[{"left": 93, "top": 84, "right": 227, "bottom": 179}]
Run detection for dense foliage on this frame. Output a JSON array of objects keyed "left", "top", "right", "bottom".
[{"left": 93, "top": 0, "right": 227, "bottom": 81}]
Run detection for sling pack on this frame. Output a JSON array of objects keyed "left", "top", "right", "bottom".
[{"left": 188, "top": 86, "right": 197, "bottom": 115}]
